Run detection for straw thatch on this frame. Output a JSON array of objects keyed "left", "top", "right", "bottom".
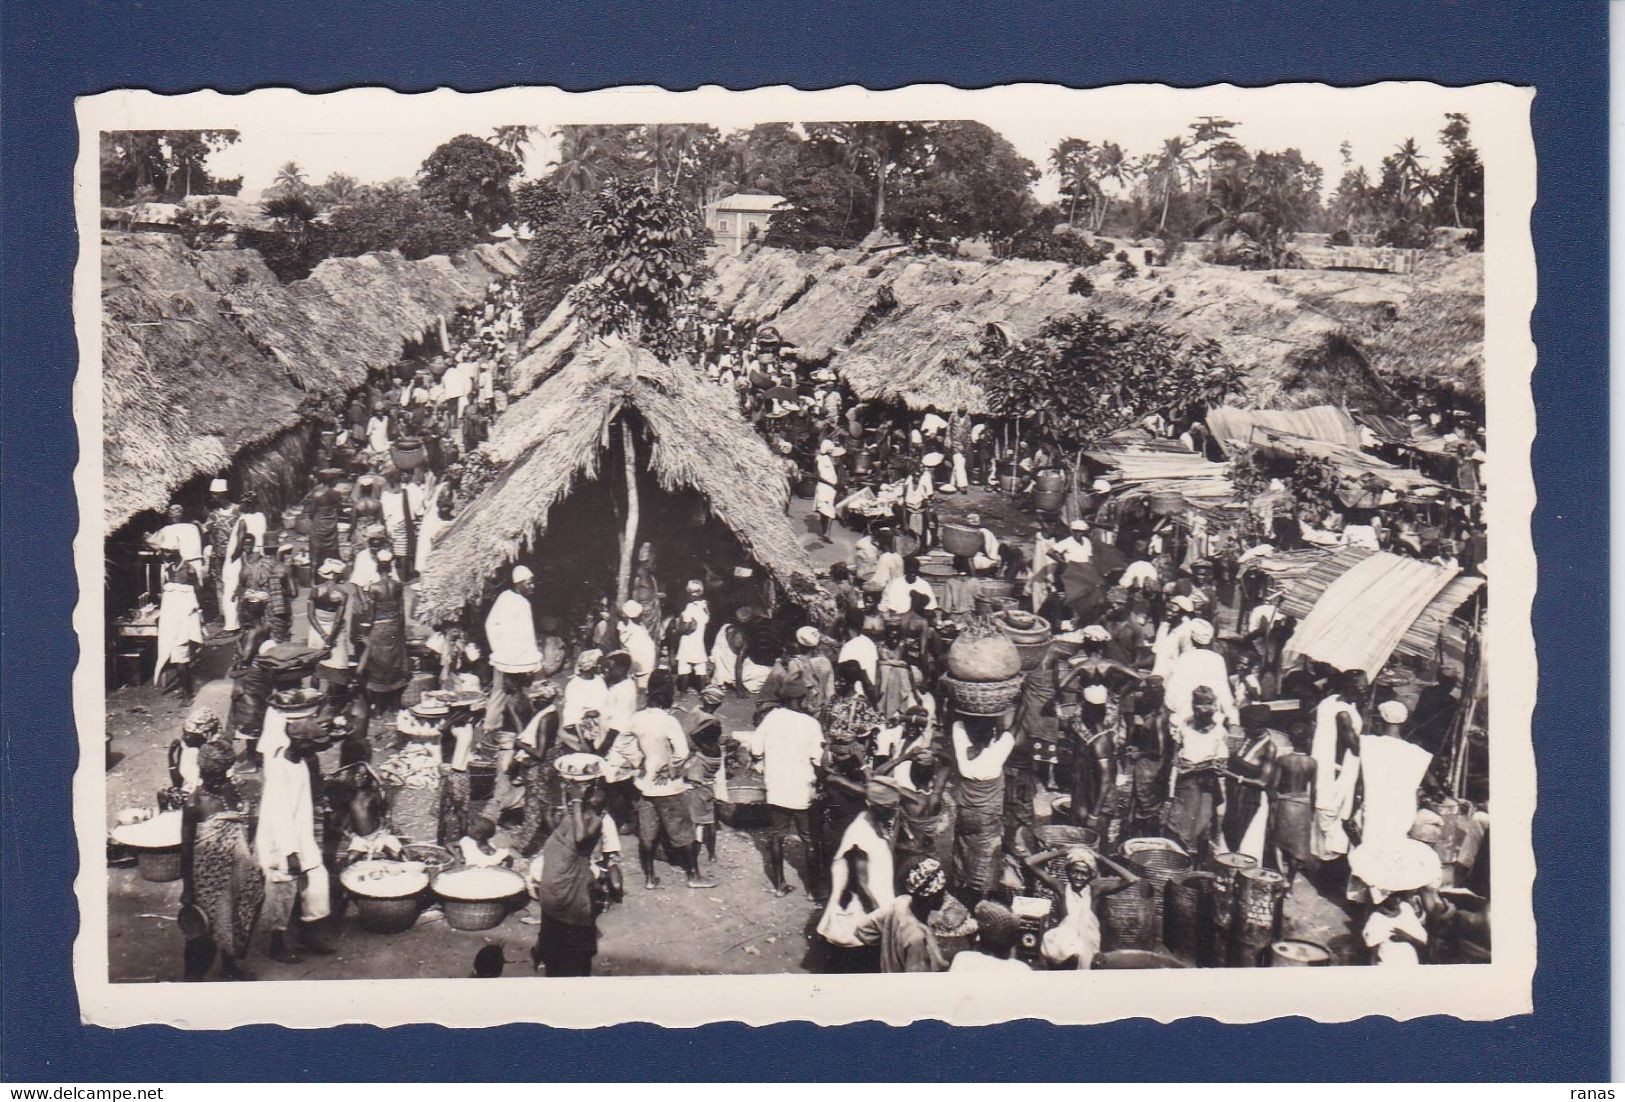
[
  {"left": 101, "top": 232, "right": 527, "bottom": 531},
  {"left": 101, "top": 233, "right": 307, "bottom": 531},
  {"left": 417, "top": 337, "right": 829, "bottom": 624},
  {"left": 695, "top": 244, "right": 1485, "bottom": 413}
]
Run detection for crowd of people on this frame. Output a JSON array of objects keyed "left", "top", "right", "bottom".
[{"left": 125, "top": 281, "right": 1488, "bottom": 981}]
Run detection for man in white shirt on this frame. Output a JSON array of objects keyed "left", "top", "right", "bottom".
[
  {"left": 1163, "top": 619, "right": 1237, "bottom": 726},
  {"left": 560, "top": 649, "right": 608, "bottom": 737},
  {"left": 484, "top": 566, "right": 543, "bottom": 732},
  {"left": 880, "top": 555, "right": 938, "bottom": 616},
  {"left": 747, "top": 686, "right": 827, "bottom": 899},
  {"left": 836, "top": 613, "right": 879, "bottom": 688},
  {"left": 628, "top": 672, "right": 715, "bottom": 890},
  {"left": 147, "top": 503, "right": 206, "bottom": 579},
  {"left": 1050, "top": 519, "right": 1094, "bottom": 565},
  {"left": 618, "top": 600, "right": 657, "bottom": 690}
]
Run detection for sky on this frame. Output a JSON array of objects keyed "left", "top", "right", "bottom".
[{"left": 188, "top": 85, "right": 1472, "bottom": 203}]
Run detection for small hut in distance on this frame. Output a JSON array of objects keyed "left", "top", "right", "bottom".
[{"left": 416, "top": 337, "right": 831, "bottom": 629}]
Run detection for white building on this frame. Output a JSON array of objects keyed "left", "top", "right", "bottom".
[{"left": 706, "top": 193, "right": 786, "bottom": 254}]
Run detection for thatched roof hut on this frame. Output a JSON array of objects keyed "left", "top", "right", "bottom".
[
  {"left": 696, "top": 245, "right": 1484, "bottom": 414},
  {"left": 101, "top": 232, "right": 526, "bottom": 531},
  {"left": 101, "top": 234, "right": 309, "bottom": 531},
  {"left": 416, "top": 337, "right": 829, "bottom": 624}
]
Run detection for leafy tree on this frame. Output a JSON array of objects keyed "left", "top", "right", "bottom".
[
  {"left": 1373, "top": 138, "right": 1436, "bottom": 247},
  {"left": 100, "top": 130, "right": 242, "bottom": 203},
  {"left": 569, "top": 177, "right": 710, "bottom": 358},
  {"left": 761, "top": 134, "right": 876, "bottom": 250},
  {"left": 1326, "top": 165, "right": 1380, "bottom": 237},
  {"left": 567, "top": 178, "right": 712, "bottom": 605},
  {"left": 323, "top": 188, "right": 481, "bottom": 260},
  {"left": 886, "top": 121, "right": 1039, "bottom": 250},
  {"left": 804, "top": 121, "right": 922, "bottom": 234},
  {"left": 981, "top": 312, "right": 1241, "bottom": 449},
  {"left": 419, "top": 134, "right": 522, "bottom": 231},
  {"left": 309, "top": 172, "right": 362, "bottom": 207},
  {"left": 1196, "top": 148, "right": 1322, "bottom": 268},
  {"left": 513, "top": 179, "right": 599, "bottom": 324},
  {"left": 1187, "top": 116, "right": 1239, "bottom": 196},
  {"left": 172, "top": 198, "right": 231, "bottom": 249},
  {"left": 998, "top": 205, "right": 1111, "bottom": 264}
]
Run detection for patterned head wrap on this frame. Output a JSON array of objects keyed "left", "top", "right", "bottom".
[
  {"left": 904, "top": 857, "right": 947, "bottom": 897},
  {"left": 183, "top": 710, "right": 223, "bottom": 738}
]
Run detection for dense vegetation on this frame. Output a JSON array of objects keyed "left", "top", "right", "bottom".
[
  {"left": 979, "top": 313, "right": 1242, "bottom": 447},
  {"left": 114, "top": 113, "right": 1485, "bottom": 285}
]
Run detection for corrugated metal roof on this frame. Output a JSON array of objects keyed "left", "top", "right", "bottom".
[
  {"left": 711, "top": 193, "right": 787, "bottom": 213},
  {"left": 1207, "top": 405, "right": 1364, "bottom": 453},
  {"left": 1277, "top": 547, "right": 1480, "bottom": 670}
]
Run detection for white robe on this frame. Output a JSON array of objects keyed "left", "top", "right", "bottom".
[
  {"left": 153, "top": 579, "right": 203, "bottom": 683},
  {"left": 817, "top": 813, "right": 895, "bottom": 947},
  {"left": 1041, "top": 885, "right": 1102, "bottom": 969},
  {"left": 674, "top": 599, "right": 711, "bottom": 668},
  {"left": 1310, "top": 696, "right": 1363, "bottom": 860},
  {"left": 255, "top": 708, "right": 331, "bottom": 921},
  {"left": 485, "top": 588, "right": 542, "bottom": 673}
]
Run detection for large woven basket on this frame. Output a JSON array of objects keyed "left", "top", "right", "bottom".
[
  {"left": 1099, "top": 879, "right": 1160, "bottom": 953},
  {"left": 938, "top": 524, "right": 983, "bottom": 558},
  {"left": 354, "top": 893, "right": 422, "bottom": 935},
  {"left": 1122, "top": 837, "right": 1194, "bottom": 924},
  {"left": 136, "top": 847, "right": 183, "bottom": 883},
  {"left": 443, "top": 898, "right": 510, "bottom": 932},
  {"left": 943, "top": 674, "right": 1025, "bottom": 716}
]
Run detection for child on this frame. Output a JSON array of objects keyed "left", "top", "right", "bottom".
[
  {"left": 458, "top": 815, "right": 514, "bottom": 868},
  {"left": 1364, "top": 892, "right": 1429, "bottom": 965}
]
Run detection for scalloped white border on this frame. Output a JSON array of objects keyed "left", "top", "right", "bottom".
[{"left": 70, "top": 82, "right": 1537, "bottom": 1030}]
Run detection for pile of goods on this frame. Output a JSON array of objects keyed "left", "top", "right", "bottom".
[
  {"left": 340, "top": 859, "right": 430, "bottom": 899},
  {"left": 928, "top": 894, "right": 979, "bottom": 957},
  {"left": 941, "top": 618, "right": 1025, "bottom": 716},
  {"left": 993, "top": 608, "right": 1053, "bottom": 671},
  {"left": 341, "top": 859, "right": 432, "bottom": 934},
  {"left": 377, "top": 743, "right": 442, "bottom": 789}
]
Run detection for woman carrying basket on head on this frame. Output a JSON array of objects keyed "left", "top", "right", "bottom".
[{"left": 948, "top": 712, "right": 1015, "bottom": 908}]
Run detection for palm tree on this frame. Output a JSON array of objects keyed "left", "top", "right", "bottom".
[
  {"left": 1187, "top": 116, "right": 1238, "bottom": 196},
  {"left": 319, "top": 172, "right": 361, "bottom": 204},
  {"left": 1392, "top": 138, "right": 1428, "bottom": 203},
  {"left": 272, "top": 160, "right": 307, "bottom": 196},
  {"left": 1048, "top": 138, "right": 1094, "bottom": 227},
  {"left": 1148, "top": 137, "right": 1196, "bottom": 232},
  {"left": 642, "top": 124, "right": 702, "bottom": 193},
  {"left": 550, "top": 125, "right": 621, "bottom": 195},
  {"left": 1088, "top": 141, "right": 1131, "bottom": 232},
  {"left": 490, "top": 125, "right": 537, "bottom": 160}
]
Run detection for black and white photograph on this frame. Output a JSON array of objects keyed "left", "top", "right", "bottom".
[{"left": 71, "top": 83, "right": 1537, "bottom": 1028}]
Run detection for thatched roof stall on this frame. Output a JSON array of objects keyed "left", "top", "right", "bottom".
[
  {"left": 416, "top": 337, "right": 830, "bottom": 625},
  {"left": 698, "top": 245, "right": 1485, "bottom": 415},
  {"left": 101, "top": 233, "right": 309, "bottom": 531},
  {"left": 101, "top": 233, "right": 527, "bottom": 532}
]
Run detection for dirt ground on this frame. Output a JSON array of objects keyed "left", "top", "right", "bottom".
[{"left": 102, "top": 489, "right": 1355, "bottom": 983}]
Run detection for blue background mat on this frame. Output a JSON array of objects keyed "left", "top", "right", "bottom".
[{"left": 0, "top": 0, "right": 1607, "bottom": 1081}]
